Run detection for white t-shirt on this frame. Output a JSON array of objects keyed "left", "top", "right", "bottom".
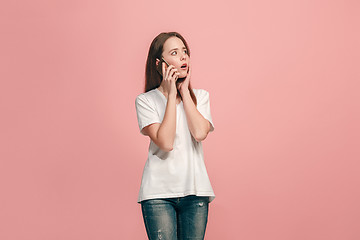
[{"left": 135, "top": 88, "right": 215, "bottom": 203}]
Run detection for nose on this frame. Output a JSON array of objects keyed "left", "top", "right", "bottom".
[{"left": 180, "top": 53, "right": 186, "bottom": 61}]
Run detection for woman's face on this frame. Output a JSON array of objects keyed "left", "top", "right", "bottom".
[{"left": 160, "top": 36, "right": 189, "bottom": 78}]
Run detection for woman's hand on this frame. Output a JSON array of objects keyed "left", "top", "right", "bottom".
[
  {"left": 177, "top": 62, "right": 191, "bottom": 95},
  {"left": 161, "top": 62, "right": 180, "bottom": 98}
]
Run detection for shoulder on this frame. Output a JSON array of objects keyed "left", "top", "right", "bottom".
[
  {"left": 192, "top": 89, "right": 211, "bottom": 102},
  {"left": 135, "top": 89, "right": 158, "bottom": 104},
  {"left": 192, "top": 88, "right": 210, "bottom": 97}
]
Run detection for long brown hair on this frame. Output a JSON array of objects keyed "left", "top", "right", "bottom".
[{"left": 144, "top": 32, "right": 197, "bottom": 105}]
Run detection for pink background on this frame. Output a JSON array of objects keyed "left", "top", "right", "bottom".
[{"left": 1, "top": 0, "right": 359, "bottom": 239}]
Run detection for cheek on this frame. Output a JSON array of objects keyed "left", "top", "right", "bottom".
[{"left": 167, "top": 59, "right": 177, "bottom": 66}]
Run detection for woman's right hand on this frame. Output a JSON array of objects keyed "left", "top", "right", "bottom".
[{"left": 161, "top": 62, "right": 179, "bottom": 98}]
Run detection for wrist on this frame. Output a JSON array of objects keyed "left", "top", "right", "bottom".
[
  {"left": 180, "top": 88, "right": 190, "bottom": 96},
  {"left": 168, "top": 91, "right": 177, "bottom": 99}
]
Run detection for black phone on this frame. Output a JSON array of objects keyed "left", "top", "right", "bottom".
[
  {"left": 162, "top": 57, "right": 170, "bottom": 67},
  {"left": 157, "top": 57, "right": 170, "bottom": 76}
]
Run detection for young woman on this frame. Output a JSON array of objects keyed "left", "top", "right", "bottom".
[{"left": 135, "top": 32, "right": 215, "bottom": 240}]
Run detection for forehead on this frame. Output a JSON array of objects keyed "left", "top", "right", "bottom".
[{"left": 163, "top": 37, "right": 185, "bottom": 51}]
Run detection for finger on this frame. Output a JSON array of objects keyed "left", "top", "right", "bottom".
[
  {"left": 173, "top": 71, "right": 180, "bottom": 80},
  {"left": 163, "top": 62, "right": 171, "bottom": 80},
  {"left": 162, "top": 62, "right": 166, "bottom": 77},
  {"left": 169, "top": 70, "right": 180, "bottom": 82},
  {"left": 165, "top": 65, "right": 175, "bottom": 77},
  {"left": 168, "top": 68, "right": 178, "bottom": 79},
  {"left": 173, "top": 72, "right": 180, "bottom": 81},
  {"left": 184, "top": 64, "right": 191, "bottom": 82},
  {"left": 164, "top": 64, "right": 173, "bottom": 80}
]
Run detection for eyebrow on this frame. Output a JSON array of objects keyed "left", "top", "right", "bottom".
[{"left": 168, "top": 47, "right": 187, "bottom": 53}]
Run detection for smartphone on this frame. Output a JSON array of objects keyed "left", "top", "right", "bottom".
[
  {"left": 157, "top": 57, "right": 170, "bottom": 76},
  {"left": 162, "top": 57, "right": 170, "bottom": 67}
]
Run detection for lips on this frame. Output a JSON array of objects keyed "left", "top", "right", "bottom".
[{"left": 180, "top": 63, "right": 187, "bottom": 69}]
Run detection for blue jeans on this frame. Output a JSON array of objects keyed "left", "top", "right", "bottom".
[{"left": 141, "top": 195, "right": 209, "bottom": 240}]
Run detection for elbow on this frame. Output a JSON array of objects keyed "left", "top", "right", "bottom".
[
  {"left": 159, "top": 142, "right": 174, "bottom": 152},
  {"left": 155, "top": 132, "right": 175, "bottom": 152},
  {"left": 193, "top": 121, "right": 211, "bottom": 142},
  {"left": 193, "top": 131, "right": 208, "bottom": 142},
  {"left": 161, "top": 146, "right": 174, "bottom": 152}
]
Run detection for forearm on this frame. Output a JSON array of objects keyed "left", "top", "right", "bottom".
[
  {"left": 181, "top": 90, "right": 210, "bottom": 142},
  {"left": 156, "top": 94, "right": 177, "bottom": 151}
]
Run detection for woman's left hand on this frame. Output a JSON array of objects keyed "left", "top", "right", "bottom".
[{"left": 177, "top": 62, "right": 191, "bottom": 94}]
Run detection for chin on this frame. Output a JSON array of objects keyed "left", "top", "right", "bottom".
[{"left": 179, "top": 73, "right": 187, "bottom": 78}]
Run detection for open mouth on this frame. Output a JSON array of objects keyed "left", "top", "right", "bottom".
[{"left": 180, "top": 63, "right": 187, "bottom": 69}]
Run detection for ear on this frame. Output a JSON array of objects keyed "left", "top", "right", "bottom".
[{"left": 155, "top": 58, "right": 160, "bottom": 66}]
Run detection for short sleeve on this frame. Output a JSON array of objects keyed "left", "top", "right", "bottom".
[
  {"left": 196, "top": 90, "right": 215, "bottom": 132},
  {"left": 135, "top": 93, "right": 161, "bottom": 135}
]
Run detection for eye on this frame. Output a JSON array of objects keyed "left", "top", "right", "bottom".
[
  {"left": 171, "top": 51, "right": 177, "bottom": 55},
  {"left": 184, "top": 49, "right": 187, "bottom": 54}
]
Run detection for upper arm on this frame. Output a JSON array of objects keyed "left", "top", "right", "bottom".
[
  {"left": 196, "top": 89, "right": 215, "bottom": 132},
  {"left": 135, "top": 94, "right": 161, "bottom": 136},
  {"left": 141, "top": 122, "right": 160, "bottom": 140}
]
